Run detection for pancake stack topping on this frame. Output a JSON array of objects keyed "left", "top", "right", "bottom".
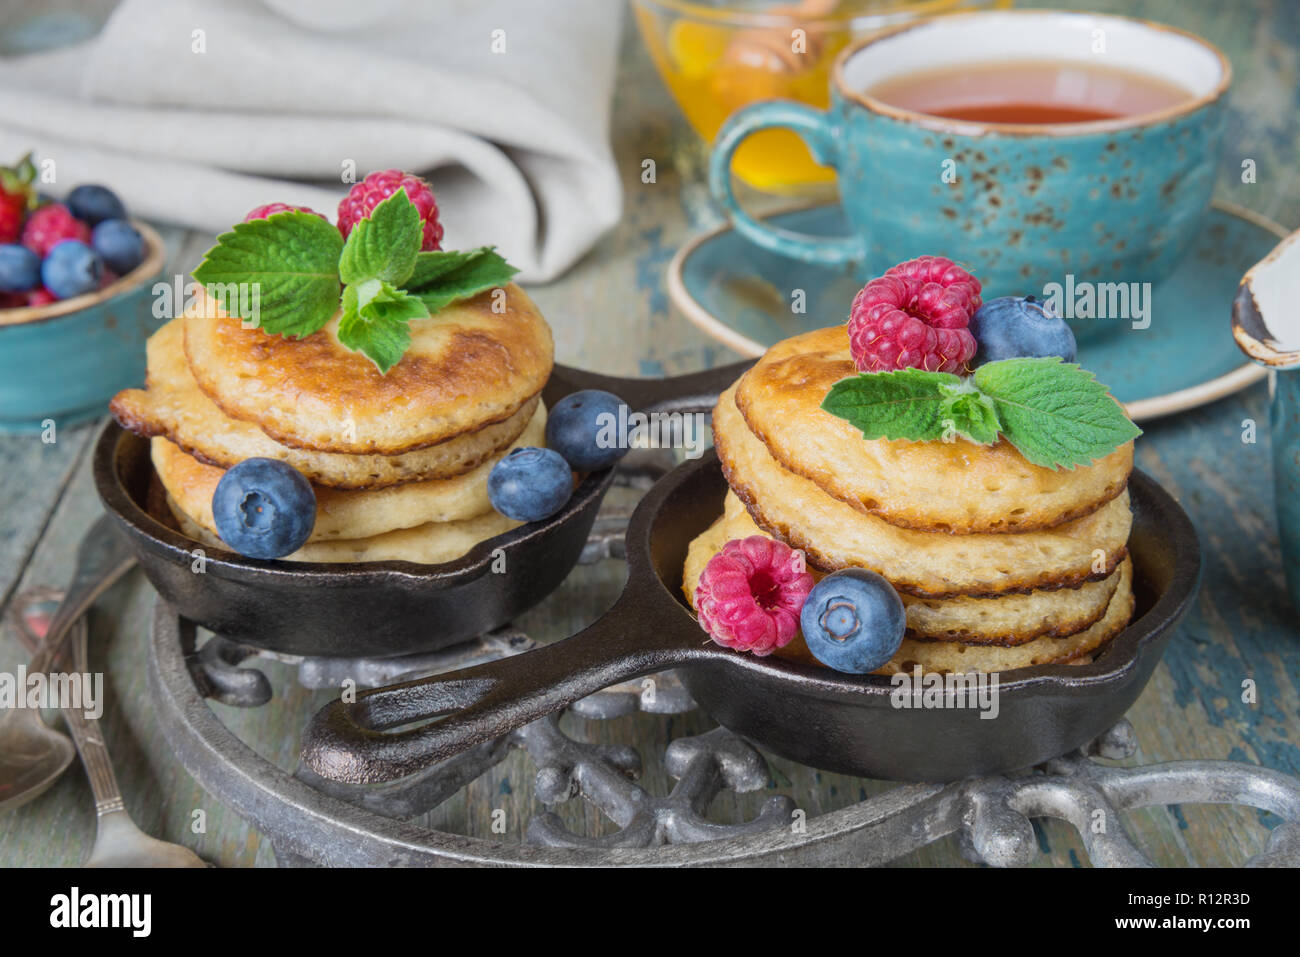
[
  {"left": 687, "top": 256, "right": 1143, "bottom": 676},
  {"left": 111, "top": 171, "right": 628, "bottom": 564},
  {"left": 191, "top": 179, "right": 516, "bottom": 375}
]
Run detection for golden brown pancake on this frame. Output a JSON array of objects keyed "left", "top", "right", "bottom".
[
  {"left": 681, "top": 511, "right": 1134, "bottom": 674},
  {"left": 151, "top": 401, "right": 546, "bottom": 543},
  {"left": 182, "top": 282, "right": 553, "bottom": 454},
  {"left": 733, "top": 326, "right": 1133, "bottom": 533},
  {"left": 875, "top": 560, "right": 1134, "bottom": 675},
  {"left": 170, "top": 499, "right": 521, "bottom": 565},
  {"left": 682, "top": 505, "right": 1122, "bottom": 645},
  {"left": 111, "top": 319, "right": 538, "bottom": 489},
  {"left": 714, "top": 387, "right": 1131, "bottom": 598}
]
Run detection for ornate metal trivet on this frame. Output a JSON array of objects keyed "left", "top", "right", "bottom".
[
  {"left": 134, "top": 485, "right": 1300, "bottom": 866},
  {"left": 96, "top": 450, "right": 1295, "bottom": 866}
]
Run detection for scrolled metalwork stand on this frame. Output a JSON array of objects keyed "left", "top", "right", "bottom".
[{"left": 141, "top": 499, "right": 1300, "bottom": 867}]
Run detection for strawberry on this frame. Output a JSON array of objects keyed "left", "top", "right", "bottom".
[{"left": 0, "top": 153, "right": 37, "bottom": 244}]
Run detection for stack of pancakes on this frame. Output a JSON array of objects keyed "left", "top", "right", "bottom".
[
  {"left": 684, "top": 327, "right": 1138, "bottom": 674},
  {"left": 110, "top": 284, "right": 554, "bottom": 563}
]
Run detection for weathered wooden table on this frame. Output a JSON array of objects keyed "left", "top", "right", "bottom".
[{"left": 1, "top": 0, "right": 1297, "bottom": 867}]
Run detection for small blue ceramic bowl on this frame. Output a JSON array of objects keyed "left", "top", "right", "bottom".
[{"left": 0, "top": 222, "right": 165, "bottom": 432}]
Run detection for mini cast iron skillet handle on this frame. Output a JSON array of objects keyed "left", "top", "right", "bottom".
[
  {"left": 547, "top": 360, "right": 754, "bottom": 417},
  {"left": 300, "top": 594, "right": 715, "bottom": 785},
  {"left": 301, "top": 364, "right": 754, "bottom": 784}
]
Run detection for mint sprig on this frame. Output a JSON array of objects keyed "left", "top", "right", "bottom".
[
  {"left": 338, "top": 281, "right": 424, "bottom": 374},
  {"left": 406, "top": 247, "right": 494, "bottom": 289},
  {"left": 409, "top": 248, "right": 518, "bottom": 313},
  {"left": 820, "top": 368, "right": 959, "bottom": 442},
  {"left": 192, "top": 188, "right": 519, "bottom": 373},
  {"left": 821, "top": 358, "right": 1140, "bottom": 469},
  {"left": 938, "top": 378, "right": 1002, "bottom": 445},
  {"left": 972, "top": 357, "right": 1143, "bottom": 469},
  {"left": 192, "top": 212, "right": 343, "bottom": 338}
]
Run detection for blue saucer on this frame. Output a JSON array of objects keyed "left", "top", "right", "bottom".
[{"left": 669, "top": 201, "right": 1287, "bottom": 421}]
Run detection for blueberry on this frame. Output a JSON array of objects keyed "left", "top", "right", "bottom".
[
  {"left": 66, "top": 184, "right": 126, "bottom": 226},
  {"left": 40, "top": 240, "right": 103, "bottom": 299},
  {"left": 545, "top": 389, "right": 630, "bottom": 471},
  {"left": 488, "top": 447, "right": 573, "bottom": 522},
  {"left": 0, "top": 244, "right": 40, "bottom": 293},
  {"left": 211, "top": 458, "right": 316, "bottom": 559},
  {"left": 970, "top": 295, "right": 1077, "bottom": 365},
  {"left": 91, "top": 219, "right": 145, "bottom": 275},
  {"left": 799, "top": 569, "right": 905, "bottom": 674}
]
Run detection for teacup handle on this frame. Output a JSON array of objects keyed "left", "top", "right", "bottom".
[{"left": 708, "top": 100, "right": 862, "bottom": 266}]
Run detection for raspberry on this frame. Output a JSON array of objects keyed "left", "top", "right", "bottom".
[
  {"left": 0, "top": 287, "right": 57, "bottom": 309},
  {"left": 337, "top": 170, "right": 444, "bottom": 251},
  {"left": 848, "top": 256, "right": 982, "bottom": 374},
  {"left": 21, "top": 204, "right": 90, "bottom": 258},
  {"left": 243, "top": 203, "right": 327, "bottom": 222},
  {"left": 694, "top": 535, "right": 813, "bottom": 656},
  {"left": 885, "top": 255, "right": 982, "bottom": 315}
]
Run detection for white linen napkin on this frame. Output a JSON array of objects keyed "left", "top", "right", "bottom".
[{"left": 0, "top": 0, "right": 624, "bottom": 281}]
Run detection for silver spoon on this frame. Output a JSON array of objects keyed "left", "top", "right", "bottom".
[
  {"left": 0, "top": 515, "right": 135, "bottom": 812},
  {"left": 60, "top": 615, "right": 207, "bottom": 867}
]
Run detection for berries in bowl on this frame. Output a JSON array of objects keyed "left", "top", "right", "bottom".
[{"left": 0, "top": 154, "right": 165, "bottom": 432}]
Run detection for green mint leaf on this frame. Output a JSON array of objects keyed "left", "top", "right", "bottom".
[
  {"left": 336, "top": 279, "right": 429, "bottom": 373},
  {"left": 408, "top": 248, "right": 519, "bottom": 313},
  {"left": 973, "top": 357, "right": 1141, "bottom": 469},
  {"left": 404, "top": 247, "right": 493, "bottom": 291},
  {"left": 356, "top": 278, "right": 430, "bottom": 326},
  {"left": 338, "top": 190, "right": 421, "bottom": 286},
  {"left": 938, "top": 379, "right": 1001, "bottom": 445},
  {"left": 820, "top": 369, "right": 963, "bottom": 442},
  {"left": 192, "top": 211, "right": 342, "bottom": 337}
]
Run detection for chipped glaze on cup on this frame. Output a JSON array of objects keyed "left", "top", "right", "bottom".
[
  {"left": 1233, "top": 227, "right": 1300, "bottom": 610},
  {"left": 708, "top": 10, "right": 1231, "bottom": 298}
]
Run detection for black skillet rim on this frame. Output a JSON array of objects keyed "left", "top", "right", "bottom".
[
  {"left": 93, "top": 419, "right": 616, "bottom": 585},
  {"left": 97, "top": 413, "right": 1202, "bottom": 698}
]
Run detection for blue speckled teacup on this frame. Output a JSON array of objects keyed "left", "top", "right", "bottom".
[{"left": 709, "top": 10, "right": 1231, "bottom": 300}]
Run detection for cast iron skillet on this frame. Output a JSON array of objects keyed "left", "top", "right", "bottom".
[
  {"left": 93, "top": 361, "right": 750, "bottom": 659},
  {"left": 300, "top": 457, "right": 1201, "bottom": 784}
]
